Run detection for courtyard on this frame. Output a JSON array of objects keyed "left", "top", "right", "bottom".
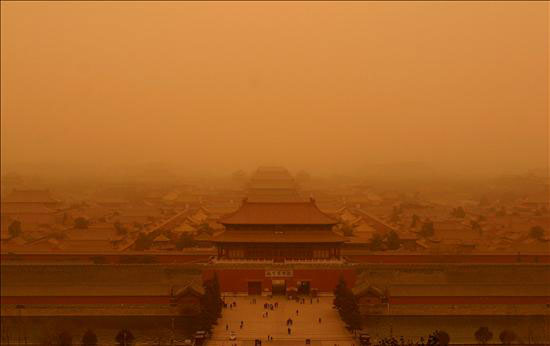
[{"left": 206, "top": 296, "right": 356, "bottom": 346}]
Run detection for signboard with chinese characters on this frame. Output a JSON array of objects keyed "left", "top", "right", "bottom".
[{"left": 265, "top": 269, "right": 293, "bottom": 277}]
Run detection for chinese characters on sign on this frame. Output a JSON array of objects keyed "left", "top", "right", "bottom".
[{"left": 265, "top": 270, "right": 293, "bottom": 277}]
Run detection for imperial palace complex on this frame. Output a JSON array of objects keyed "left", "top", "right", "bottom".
[
  {"left": 205, "top": 166, "right": 355, "bottom": 296},
  {"left": 2, "top": 167, "right": 549, "bottom": 342}
]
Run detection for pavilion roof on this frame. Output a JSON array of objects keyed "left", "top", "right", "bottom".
[
  {"left": 173, "top": 280, "right": 205, "bottom": 296},
  {"left": 246, "top": 191, "right": 306, "bottom": 203},
  {"left": 153, "top": 234, "right": 171, "bottom": 242},
  {"left": 248, "top": 179, "right": 297, "bottom": 190},
  {"left": 211, "top": 230, "right": 346, "bottom": 243},
  {"left": 219, "top": 199, "right": 339, "bottom": 225},
  {"left": 353, "top": 283, "right": 385, "bottom": 297},
  {"left": 251, "top": 166, "right": 294, "bottom": 180}
]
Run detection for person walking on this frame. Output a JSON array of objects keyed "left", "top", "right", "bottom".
[{"left": 296, "top": 309, "right": 299, "bottom": 315}]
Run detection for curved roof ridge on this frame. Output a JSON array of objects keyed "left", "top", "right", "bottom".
[{"left": 218, "top": 197, "right": 339, "bottom": 225}]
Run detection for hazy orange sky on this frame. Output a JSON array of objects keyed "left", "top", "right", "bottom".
[{"left": 1, "top": 1, "right": 548, "bottom": 178}]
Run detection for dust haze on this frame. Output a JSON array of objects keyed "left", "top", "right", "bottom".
[{"left": 1, "top": 1, "right": 548, "bottom": 180}]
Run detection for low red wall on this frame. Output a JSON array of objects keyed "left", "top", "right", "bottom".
[
  {"left": 388, "top": 296, "right": 550, "bottom": 305},
  {"left": 0, "top": 253, "right": 211, "bottom": 264},
  {"left": 346, "top": 254, "right": 550, "bottom": 264},
  {"left": 3, "top": 295, "right": 549, "bottom": 305},
  {"left": 4, "top": 253, "right": 549, "bottom": 264},
  {"left": 0, "top": 296, "right": 170, "bottom": 305}
]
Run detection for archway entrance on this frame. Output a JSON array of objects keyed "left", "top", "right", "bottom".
[
  {"left": 248, "top": 281, "right": 262, "bottom": 295},
  {"left": 298, "top": 280, "right": 311, "bottom": 295},
  {"left": 271, "top": 279, "right": 286, "bottom": 295}
]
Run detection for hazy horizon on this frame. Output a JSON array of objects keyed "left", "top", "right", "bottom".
[{"left": 1, "top": 2, "right": 548, "bottom": 179}]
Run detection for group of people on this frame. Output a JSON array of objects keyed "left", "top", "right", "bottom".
[
  {"left": 224, "top": 321, "right": 244, "bottom": 331},
  {"left": 223, "top": 298, "right": 238, "bottom": 309},
  {"left": 222, "top": 296, "right": 328, "bottom": 344},
  {"left": 297, "top": 297, "right": 320, "bottom": 304},
  {"left": 264, "top": 302, "right": 279, "bottom": 309},
  {"left": 261, "top": 300, "right": 280, "bottom": 318}
]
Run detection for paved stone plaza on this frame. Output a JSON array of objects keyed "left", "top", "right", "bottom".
[{"left": 206, "top": 296, "right": 356, "bottom": 346}]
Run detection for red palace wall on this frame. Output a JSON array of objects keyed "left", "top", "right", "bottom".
[
  {"left": 345, "top": 254, "right": 550, "bottom": 264},
  {"left": 0, "top": 296, "right": 171, "bottom": 305},
  {"left": 3, "top": 295, "right": 548, "bottom": 306},
  {"left": 203, "top": 267, "right": 356, "bottom": 294},
  {"left": 0, "top": 253, "right": 210, "bottom": 264},
  {"left": 3, "top": 253, "right": 549, "bottom": 264},
  {"left": 388, "top": 296, "right": 550, "bottom": 305}
]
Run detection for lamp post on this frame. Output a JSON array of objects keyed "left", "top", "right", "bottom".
[
  {"left": 171, "top": 317, "right": 175, "bottom": 346},
  {"left": 15, "top": 305, "right": 25, "bottom": 346}
]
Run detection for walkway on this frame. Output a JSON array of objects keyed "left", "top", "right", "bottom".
[{"left": 207, "top": 296, "right": 356, "bottom": 346}]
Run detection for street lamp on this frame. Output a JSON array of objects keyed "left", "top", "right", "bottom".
[{"left": 15, "top": 305, "right": 26, "bottom": 346}]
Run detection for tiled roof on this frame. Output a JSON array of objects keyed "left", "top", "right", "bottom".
[
  {"left": 194, "top": 232, "right": 213, "bottom": 241},
  {"left": 173, "top": 279, "right": 205, "bottom": 296},
  {"left": 249, "top": 180, "right": 297, "bottom": 190},
  {"left": 65, "top": 226, "right": 122, "bottom": 241},
  {"left": 153, "top": 234, "right": 171, "bottom": 242},
  {"left": 219, "top": 199, "right": 339, "bottom": 225},
  {"left": 353, "top": 283, "right": 385, "bottom": 297},
  {"left": 251, "top": 166, "right": 294, "bottom": 180},
  {"left": 118, "top": 206, "right": 163, "bottom": 217},
  {"left": 246, "top": 166, "right": 300, "bottom": 201},
  {"left": 173, "top": 223, "right": 196, "bottom": 233},
  {"left": 211, "top": 230, "right": 346, "bottom": 243},
  {"left": 58, "top": 239, "right": 117, "bottom": 252},
  {"left": 246, "top": 192, "right": 306, "bottom": 203}
]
